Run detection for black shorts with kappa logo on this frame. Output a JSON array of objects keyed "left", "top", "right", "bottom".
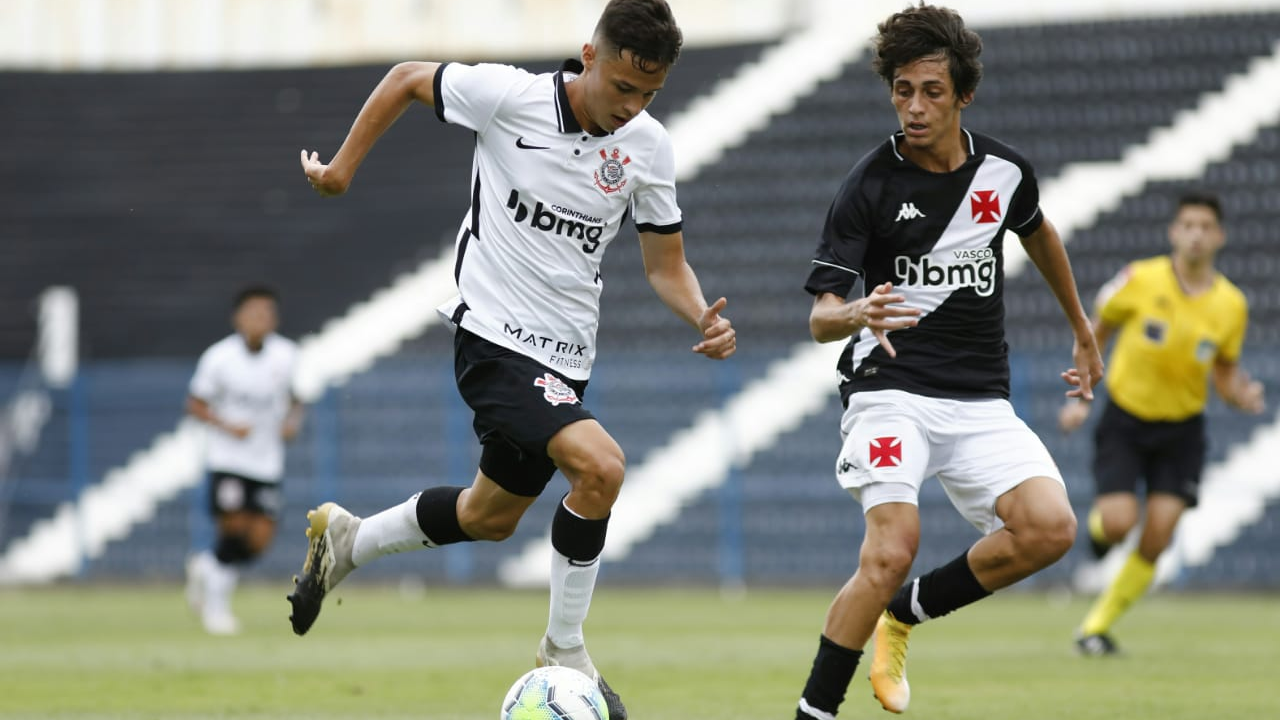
[
  {"left": 207, "top": 471, "right": 284, "bottom": 519},
  {"left": 1092, "top": 399, "right": 1206, "bottom": 507},
  {"left": 454, "top": 328, "right": 595, "bottom": 497}
]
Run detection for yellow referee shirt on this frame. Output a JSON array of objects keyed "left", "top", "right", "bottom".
[{"left": 1097, "top": 256, "right": 1247, "bottom": 422}]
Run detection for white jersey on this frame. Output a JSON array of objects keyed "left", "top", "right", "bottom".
[
  {"left": 189, "top": 333, "right": 299, "bottom": 482},
  {"left": 433, "top": 60, "right": 683, "bottom": 380}
]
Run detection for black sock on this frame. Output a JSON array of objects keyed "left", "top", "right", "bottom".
[
  {"left": 796, "top": 635, "right": 862, "bottom": 719},
  {"left": 414, "top": 487, "right": 472, "bottom": 546},
  {"left": 550, "top": 495, "right": 609, "bottom": 562},
  {"left": 885, "top": 549, "right": 992, "bottom": 625}
]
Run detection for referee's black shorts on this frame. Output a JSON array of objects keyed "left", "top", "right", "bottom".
[
  {"left": 453, "top": 328, "right": 595, "bottom": 497},
  {"left": 1092, "top": 399, "right": 1206, "bottom": 507}
]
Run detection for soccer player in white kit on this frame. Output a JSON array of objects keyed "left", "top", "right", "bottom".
[
  {"left": 288, "top": 2, "right": 735, "bottom": 716},
  {"left": 186, "top": 285, "right": 303, "bottom": 635},
  {"left": 793, "top": 5, "right": 1104, "bottom": 718}
]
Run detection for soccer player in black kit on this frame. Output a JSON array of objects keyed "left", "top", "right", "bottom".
[{"left": 793, "top": 5, "right": 1104, "bottom": 718}]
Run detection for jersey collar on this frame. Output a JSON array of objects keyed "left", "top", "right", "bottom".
[{"left": 554, "top": 58, "right": 610, "bottom": 137}]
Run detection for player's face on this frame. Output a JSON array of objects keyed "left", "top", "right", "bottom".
[
  {"left": 1168, "top": 204, "right": 1224, "bottom": 264},
  {"left": 890, "top": 56, "right": 970, "bottom": 153},
  {"left": 579, "top": 43, "right": 667, "bottom": 134},
  {"left": 233, "top": 296, "right": 278, "bottom": 347}
]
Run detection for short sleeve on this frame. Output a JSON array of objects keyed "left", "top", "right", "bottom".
[
  {"left": 1096, "top": 264, "right": 1139, "bottom": 327},
  {"left": 434, "top": 62, "right": 526, "bottom": 135},
  {"left": 1006, "top": 160, "right": 1044, "bottom": 237},
  {"left": 189, "top": 345, "right": 221, "bottom": 401},
  {"left": 632, "top": 128, "right": 682, "bottom": 234},
  {"left": 805, "top": 175, "right": 870, "bottom": 299}
]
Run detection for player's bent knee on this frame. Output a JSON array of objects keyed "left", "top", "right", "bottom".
[
  {"left": 1029, "top": 511, "right": 1077, "bottom": 564},
  {"left": 567, "top": 453, "right": 625, "bottom": 505},
  {"left": 858, "top": 543, "right": 915, "bottom": 591}
]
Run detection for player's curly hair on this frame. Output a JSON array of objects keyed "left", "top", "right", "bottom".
[
  {"left": 873, "top": 3, "right": 983, "bottom": 99},
  {"left": 594, "top": 0, "right": 683, "bottom": 73}
]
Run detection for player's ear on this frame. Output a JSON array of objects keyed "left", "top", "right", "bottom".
[
  {"left": 581, "top": 42, "right": 596, "bottom": 71},
  {"left": 956, "top": 91, "right": 974, "bottom": 108}
]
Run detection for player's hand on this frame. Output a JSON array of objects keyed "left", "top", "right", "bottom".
[
  {"left": 301, "top": 149, "right": 351, "bottom": 196},
  {"left": 1062, "top": 334, "right": 1104, "bottom": 400},
  {"left": 850, "top": 282, "right": 920, "bottom": 358},
  {"left": 1058, "top": 400, "right": 1091, "bottom": 434},
  {"left": 222, "top": 422, "right": 252, "bottom": 440},
  {"left": 1235, "top": 377, "right": 1266, "bottom": 414},
  {"left": 694, "top": 296, "right": 736, "bottom": 360}
]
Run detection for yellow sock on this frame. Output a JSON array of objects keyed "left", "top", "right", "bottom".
[
  {"left": 1080, "top": 551, "right": 1155, "bottom": 636},
  {"left": 1087, "top": 506, "right": 1108, "bottom": 545}
]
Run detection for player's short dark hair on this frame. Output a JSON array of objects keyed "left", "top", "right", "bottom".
[
  {"left": 1177, "top": 190, "right": 1223, "bottom": 221},
  {"left": 594, "top": 0, "right": 683, "bottom": 73},
  {"left": 233, "top": 284, "right": 279, "bottom": 310},
  {"left": 873, "top": 3, "right": 983, "bottom": 99}
]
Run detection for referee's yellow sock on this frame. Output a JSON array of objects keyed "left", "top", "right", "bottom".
[
  {"left": 1080, "top": 551, "right": 1155, "bottom": 636},
  {"left": 1087, "top": 507, "right": 1108, "bottom": 545}
]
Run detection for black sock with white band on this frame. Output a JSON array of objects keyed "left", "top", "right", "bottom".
[
  {"left": 885, "top": 549, "right": 991, "bottom": 625},
  {"left": 796, "top": 634, "right": 861, "bottom": 719}
]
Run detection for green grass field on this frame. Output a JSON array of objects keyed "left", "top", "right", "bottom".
[{"left": 2, "top": 583, "right": 1277, "bottom": 719}]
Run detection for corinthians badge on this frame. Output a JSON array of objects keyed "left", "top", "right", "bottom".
[{"left": 593, "top": 147, "right": 630, "bottom": 194}]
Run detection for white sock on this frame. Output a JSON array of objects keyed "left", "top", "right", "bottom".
[
  {"left": 203, "top": 559, "right": 238, "bottom": 618},
  {"left": 351, "top": 493, "right": 430, "bottom": 567},
  {"left": 546, "top": 550, "right": 600, "bottom": 649}
]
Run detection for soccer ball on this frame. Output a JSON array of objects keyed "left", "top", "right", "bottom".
[{"left": 500, "top": 665, "right": 609, "bottom": 720}]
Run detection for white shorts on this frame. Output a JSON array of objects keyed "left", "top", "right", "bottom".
[{"left": 835, "top": 389, "right": 1063, "bottom": 534}]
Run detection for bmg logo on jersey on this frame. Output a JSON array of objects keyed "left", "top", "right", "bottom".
[
  {"left": 506, "top": 189, "right": 606, "bottom": 253},
  {"left": 894, "top": 248, "right": 998, "bottom": 297}
]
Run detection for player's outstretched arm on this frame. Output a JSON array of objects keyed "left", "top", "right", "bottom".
[
  {"left": 1020, "top": 218, "right": 1103, "bottom": 399},
  {"left": 302, "top": 61, "right": 441, "bottom": 196},
  {"left": 809, "top": 283, "right": 920, "bottom": 357},
  {"left": 638, "top": 230, "right": 736, "bottom": 360}
]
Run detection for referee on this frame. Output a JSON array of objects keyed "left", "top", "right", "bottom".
[{"left": 1061, "top": 191, "right": 1265, "bottom": 655}]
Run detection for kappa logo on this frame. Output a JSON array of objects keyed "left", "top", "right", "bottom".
[
  {"left": 534, "top": 373, "right": 580, "bottom": 406},
  {"left": 868, "top": 436, "right": 902, "bottom": 468},
  {"left": 896, "top": 202, "right": 927, "bottom": 222},
  {"left": 593, "top": 147, "right": 630, "bottom": 194},
  {"left": 970, "top": 190, "right": 1001, "bottom": 224}
]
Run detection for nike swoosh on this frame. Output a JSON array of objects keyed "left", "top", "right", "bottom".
[{"left": 515, "top": 137, "right": 550, "bottom": 150}]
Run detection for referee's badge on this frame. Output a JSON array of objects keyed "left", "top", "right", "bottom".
[
  {"left": 593, "top": 147, "right": 630, "bottom": 194},
  {"left": 534, "top": 373, "right": 580, "bottom": 406}
]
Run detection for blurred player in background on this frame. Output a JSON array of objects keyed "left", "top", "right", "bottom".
[
  {"left": 794, "top": 5, "right": 1103, "bottom": 717},
  {"left": 288, "top": 1, "right": 735, "bottom": 716},
  {"left": 1060, "top": 191, "right": 1265, "bottom": 656},
  {"left": 185, "top": 285, "right": 303, "bottom": 635}
]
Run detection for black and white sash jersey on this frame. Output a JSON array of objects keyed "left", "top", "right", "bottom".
[
  {"left": 805, "top": 130, "right": 1044, "bottom": 405},
  {"left": 433, "top": 59, "right": 683, "bottom": 381}
]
